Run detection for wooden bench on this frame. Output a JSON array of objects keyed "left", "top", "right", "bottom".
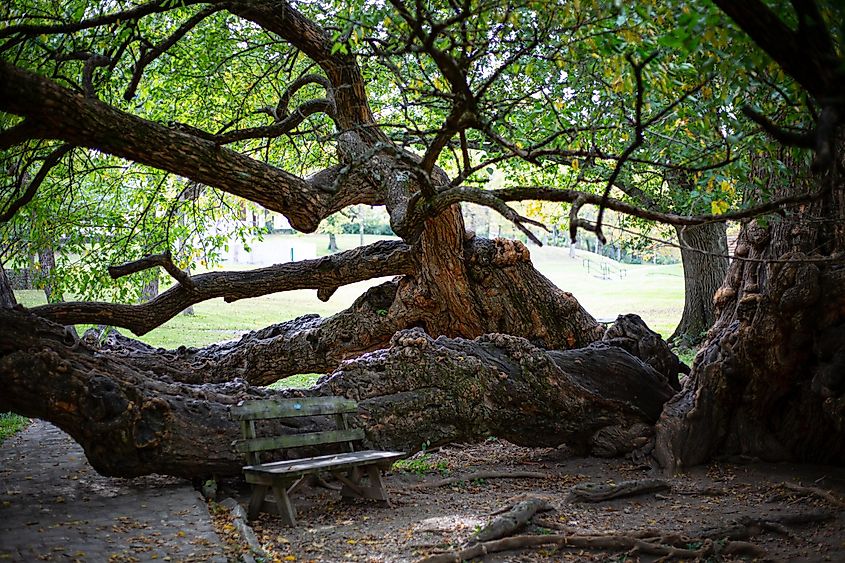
[{"left": 230, "top": 397, "right": 405, "bottom": 525}]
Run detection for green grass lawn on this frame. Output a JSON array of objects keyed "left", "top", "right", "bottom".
[
  {"left": 14, "top": 234, "right": 684, "bottom": 351},
  {"left": 0, "top": 413, "right": 29, "bottom": 444}
]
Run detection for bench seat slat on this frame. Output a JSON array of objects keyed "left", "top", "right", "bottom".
[
  {"left": 244, "top": 450, "right": 405, "bottom": 481},
  {"left": 231, "top": 397, "right": 358, "bottom": 420},
  {"left": 233, "top": 428, "right": 364, "bottom": 453}
]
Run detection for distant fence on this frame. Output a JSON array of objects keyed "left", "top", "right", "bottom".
[{"left": 581, "top": 257, "right": 627, "bottom": 280}]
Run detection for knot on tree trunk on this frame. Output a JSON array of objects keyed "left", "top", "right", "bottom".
[{"left": 603, "top": 314, "right": 686, "bottom": 388}]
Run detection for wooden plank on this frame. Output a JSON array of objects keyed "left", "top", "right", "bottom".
[
  {"left": 230, "top": 397, "right": 358, "bottom": 420},
  {"left": 244, "top": 450, "right": 406, "bottom": 480},
  {"left": 334, "top": 412, "right": 354, "bottom": 453},
  {"left": 240, "top": 420, "right": 259, "bottom": 465},
  {"left": 234, "top": 428, "right": 365, "bottom": 453}
]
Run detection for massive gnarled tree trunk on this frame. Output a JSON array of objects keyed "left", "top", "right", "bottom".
[
  {"left": 669, "top": 222, "right": 729, "bottom": 345},
  {"left": 1, "top": 0, "right": 841, "bottom": 480},
  {"left": 656, "top": 138, "right": 845, "bottom": 470},
  {"left": 0, "top": 307, "right": 675, "bottom": 478}
]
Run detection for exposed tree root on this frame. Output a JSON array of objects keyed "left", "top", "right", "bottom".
[
  {"left": 415, "top": 532, "right": 771, "bottom": 563},
  {"left": 780, "top": 481, "right": 845, "bottom": 508},
  {"left": 417, "top": 509, "right": 833, "bottom": 562},
  {"left": 408, "top": 471, "right": 549, "bottom": 490},
  {"left": 567, "top": 478, "right": 670, "bottom": 502},
  {"left": 468, "top": 497, "right": 554, "bottom": 544}
]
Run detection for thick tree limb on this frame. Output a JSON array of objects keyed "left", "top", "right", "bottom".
[
  {"left": 0, "top": 119, "right": 39, "bottom": 150},
  {"left": 0, "top": 61, "right": 380, "bottom": 232},
  {"left": 0, "top": 310, "right": 674, "bottom": 478},
  {"left": 713, "top": 0, "right": 834, "bottom": 98},
  {"left": 31, "top": 240, "right": 413, "bottom": 335}
]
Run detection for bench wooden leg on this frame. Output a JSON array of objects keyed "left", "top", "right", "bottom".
[
  {"left": 247, "top": 484, "right": 268, "bottom": 521},
  {"left": 337, "top": 467, "right": 365, "bottom": 500},
  {"left": 271, "top": 480, "right": 297, "bottom": 526},
  {"left": 334, "top": 465, "right": 390, "bottom": 503},
  {"left": 366, "top": 464, "right": 390, "bottom": 504}
]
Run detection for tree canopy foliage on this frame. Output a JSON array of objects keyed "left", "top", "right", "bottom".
[{"left": 2, "top": 0, "right": 834, "bottom": 314}]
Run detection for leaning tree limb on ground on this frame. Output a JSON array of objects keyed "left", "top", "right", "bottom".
[{"left": 0, "top": 307, "right": 674, "bottom": 478}]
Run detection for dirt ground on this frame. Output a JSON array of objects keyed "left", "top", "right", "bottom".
[{"left": 211, "top": 440, "right": 845, "bottom": 562}]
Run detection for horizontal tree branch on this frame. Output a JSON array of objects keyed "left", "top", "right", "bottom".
[
  {"left": 107, "top": 252, "right": 195, "bottom": 290},
  {"left": 30, "top": 240, "right": 413, "bottom": 335},
  {"left": 0, "top": 61, "right": 380, "bottom": 232},
  {"left": 490, "top": 186, "right": 826, "bottom": 227}
]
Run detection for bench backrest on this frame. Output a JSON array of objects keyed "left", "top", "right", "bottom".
[{"left": 230, "top": 397, "right": 363, "bottom": 465}]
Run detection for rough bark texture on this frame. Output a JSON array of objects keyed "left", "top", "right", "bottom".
[
  {"left": 655, "top": 140, "right": 845, "bottom": 471},
  {"left": 602, "top": 313, "right": 686, "bottom": 390},
  {"left": 0, "top": 308, "right": 675, "bottom": 478},
  {"left": 0, "top": 260, "right": 16, "bottom": 308},
  {"left": 72, "top": 237, "right": 603, "bottom": 386},
  {"left": 670, "top": 222, "right": 729, "bottom": 345}
]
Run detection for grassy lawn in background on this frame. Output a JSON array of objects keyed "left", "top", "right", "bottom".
[{"left": 14, "top": 234, "right": 685, "bottom": 370}]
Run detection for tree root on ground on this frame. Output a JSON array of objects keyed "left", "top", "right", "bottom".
[
  {"left": 567, "top": 478, "right": 670, "bottom": 502},
  {"left": 415, "top": 533, "right": 769, "bottom": 563},
  {"left": 468, "top": 497, "right": 554, "bottom": 544},
  {"left": 416, "top": 509, "right": 835, "bottom": 563},
  {"left": 408, "top": 471, "right": 549, "bottom": 490},
  {"left": 779, "top": 481, "right": 845, "bottom": 508}
]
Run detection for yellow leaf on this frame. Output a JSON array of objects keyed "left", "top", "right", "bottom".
[
  {"left": 571, "top": 159, "right": 579, "bottom": 171},
  {"left": 283, "top": 556, "right": 296, "bottom": 561},
  {"left": 711, "top": 199, "right": 729, "bottom": 215}
]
